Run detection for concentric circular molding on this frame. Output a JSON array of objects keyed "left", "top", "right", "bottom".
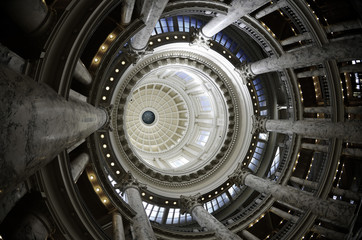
[
  {"left": 109, "top": 43, "right": 253, "bottom": 197},
  {"left": 125, "top": 82, "right": 190, "bottom": 154}
]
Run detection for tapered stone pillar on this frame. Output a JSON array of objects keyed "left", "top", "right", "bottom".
[
  {"left": 74, "top": 60, "right": 92, "bottom": 85},
  {"left": 229, "top": 168, "right": 356, "bottom": 226},
  {"left": 0, "top": 65, "right": 107, "bottom": 196},
  {"left": 252, "top": 116, "right": 362, "bottom": 143},
  {"left": 255, "top": 0, "right": 288, "bottom": 19},
  {"left": 201, "top": 0, "right": 269, "bottom": 38},
  {"left": 301, "top": 142, "right": 362, "bottom": 158},
  {"left": 1, "top": 0, "right": 49, "bottom": 34},
  {"left": 70, "top": 153, "right": 90, "bottom": 183},
  {"left": 269, "top": 206, "right": 299, "bottom": 223},
  {"left": 311, "top": 225, "right": 346, "bottom": 240},
  {"left": 242, "top": 230, "right": 260, "bottom": 240},
  {"left": 180, "top": 194, "right": 242, "bottom": 240},
  {"left": 290, "top": 176, "right": 362, "bottom": 201},
  {"left": 130, "top": 0, "right": 168, "bottom": 52},
  {"left": 121, "top": 0, "right": 135, "bottom": 25},
  {"left": 113, "top": 211, "right": 126, "bottom": 240},
  {"left": 240, "top": 37, "right": 362, "bottom": 78},
  {"left": 117, "top": 174, "right": 156, "bottom": 240}
]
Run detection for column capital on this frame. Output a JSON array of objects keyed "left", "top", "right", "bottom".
[
  {"left": 228, "top": 164, "right": 252, "bottom": 186},
  {"left": 190, "top": 28, "right": 211, "bottom": 50},
  {"left": 180, "top": 193, "right": 202, "bottom": 214},
  {"left": 116, "top": 172, "right": 147, "bottom": 191},
  {"left": 99, "top": 104, "right": 113, "bottom": 131},
  {"left": 235, "top": 62, "right": 255, "bottom": 83},
  {"left": 251, "top": 115, "right": 268, "bottom": 134}
]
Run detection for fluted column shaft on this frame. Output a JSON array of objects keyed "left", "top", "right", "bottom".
[
  {"left": 232, "top": 171, "right": 355, "bottom": 226},
  {"left": 248, "top": 37, "right": 362, "bottom": 76},
  {"left": 201, "top": 0, "right": 269, "bottom": 38},
  {"left": 130, "top": 0, "right": 168, "bottom": 51},
  {"left": 181, "top": 195, "right": 242, "bottom": 240},
  {"left": 123, "top": 181, "right": 156, "bottom": 240},
  {"left": 264, "top": 119, "right": 362, "bottom": 143},
  {"left": 70, "top": 153, "right": 90, "bottom": 183},
  {"left": 113, "top": 211, "right": 126, "bottom": 240},
  {"left": 0, "top": 65, "right": 107, "bottom": 196}
]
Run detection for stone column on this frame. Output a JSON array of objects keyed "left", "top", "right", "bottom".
[
  {"left": 130, "top": 0, "right": 168, "bottom": 52},
  {"left": 255, "top": 0, "right": 288, "bottom": 19},
  {"left": 74, "top": 60, "right": 93, "bottom": 85},
  {"left": 269, "top": 206, "right": 299, "bottom": 223},
  {"left": 301, "top": 142, "right": 362, "bottom": 158},
  {"left": 229, "top": 168, "right": 355, "bottom": 226},
  {"left": 0, "top": 43, "right": 26, "bottom": 73},
  {"left": 180, "top": 194, "right": 242, "bottom": 240},
  {"left": 252, "top": 116, "right": 362, "bottom": 143},
  {"left": 70, "top": 153, "right": 90, "bottom": 183},
  {"left": 311, "top": 225, "right": 347, "bottom": 240},
  {"left": 201, "top": 0, "right": 269, "bottom": 38},
  {"left": 113, "top": 211, "right": 126, "bottom": 240},
  {"left": 121, "top": 0, "right": 135, "bottom": 26},
  {"left": 303, "top": 107, "right": 331, "bottom": 114},
  {"left": 1, "top": 0, "right": 50, "bottom": 34},
  {"left": 280, "top": 32, "right": 311, "bottom": 46},
  {"left": 290, "top": 176, "right": 362, "bottom": 201},
  {"left": 0, "top": 65, "right": 107, "bottom": 196},
  {"left": 118, "top": 174, "right": 156, "bottom": 240},
  {"left": 241, "top": 230, "right": 260, "bottom": 240},
  {"left": 242, "top": 37, "right": 362, "bottom": 78}
]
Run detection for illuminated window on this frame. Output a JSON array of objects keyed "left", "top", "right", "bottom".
[
  {"left": 196, "top": 130, "right": 210, "bottom": 146},
  {"left": 199, "top": 96, "right": 212, "bottom": 111}
]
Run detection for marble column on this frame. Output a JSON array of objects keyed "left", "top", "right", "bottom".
[
  {"left": 1, "top": 211, "right": 51, "bottom": 240},
  {"left": 280, "top": 32, "right": 311, "bottom": 46},
  {"left": 1, "top": 0, "right": 49, "bottom": 34},
  {"left": 0, "top": 65, "right": 107, "bottom": 196},
  {"left": 296, "top": 69, "right": 326, "bottom": 78},
  {"left": 74, "top": 60, "right": 92, "bottom": 85},
  {"left": 255, "top": 0, "right": 288, "bottom": 19},
  {"left": 304, "top": 106, "right": 362, "bottom": 115},
  {"left": 113, "top": 211, "right": 126, "bottom": 240},
  {"left": 130, "top": 0, "right": 168, "bottom": 52},
  {"left": 290, "top": 176, "right": 362, "bottom": 201},
  {"left": 252, "top": 116, "right": 362, "bottom": 143},
  {"left": 121, "top": 0, "right": 135, "bottom": 26},
  {"left": 118, "top": 174, "right": 156, "bottom": 240},
  {"left": 325, "top": 20, "right": 362, "bottom": 33},
  {"left": 229, "top": 168, "right": 355, "bottom": 226},
  {"left": 180, "top": 194, "right": 242, "bottom": 240},
  {"left": 243, "top": 37, "right": 362, "bottom": 77},
  {"left": 311, "top": 225, "right": 346, "bottom": 240},
  {"left": 0, "top": 43, "right": 26, "bottom": 73},
  {"left": 201, "top": 0, "right": 269, "bottom": 38},
  {"left": 269, "top": 206, "right": 299, "bottom": 223},
  {"left": 70, "top": 153, "right": 90, "bottom": 183},
  {"left": 241, "top": 229, "right": 260, "bottom": 240},
  {"left": 303, "top": 107, "right": 331, "bottom": 114},
  {"left": 301, "top": 142, "right": 362, "bottom": 158}
]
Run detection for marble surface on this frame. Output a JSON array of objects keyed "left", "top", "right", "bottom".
[
  {"left": 250, "top": 37, "right": 362, "bottom": 75},
  {"left": 265, "top": 119, "right": 362, "bottom": 143},
  {"left": 0, "top": 65, "right": 107, "bottom": 196},
  {"left": 202, "top": 0, "right": 269, "bottom": 37},
  {"left": 244, "top": 173, "right": 355, "bottom": 226},
  {"left": 126, "top": 187, "right": 157, "bottom": 240},
  {"left": 192, "top": 205, "right": 242, "bottom": 240}
]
